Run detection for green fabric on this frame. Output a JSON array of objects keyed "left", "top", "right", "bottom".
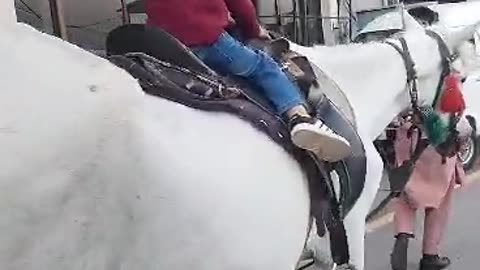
[{"left": 419, "top": 106, "right": 448, "bottom": 146}]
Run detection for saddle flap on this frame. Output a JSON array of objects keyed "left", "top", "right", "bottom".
[
  {"left": 315, "top": 95, "right": 366, "bottom": 217},
  {"left": 269, "top": 37, "right": 290, "bottom": 58},
  {"left": 289, "top": 55, "right": 318, "bottom": 86},
  {"left": 308, "top": 65, "right": 357, "bottom": 128}
]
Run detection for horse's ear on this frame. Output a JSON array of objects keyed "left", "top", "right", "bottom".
[{"left": 446, "top": 21, "right": 480, "bottom": 49}]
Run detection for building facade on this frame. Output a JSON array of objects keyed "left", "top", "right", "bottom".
[
  {"left": 252, "top": 0, "right": 405, "bottom": 45},
  {"left": 253, "top": 0, "right": 355, "bottom": 45}
]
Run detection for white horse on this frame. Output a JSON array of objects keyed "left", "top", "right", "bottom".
[
  {"left": 291, "top": 15, "right": 475, "bottom": 268},
  {"left": 0, "top": 2, "right": 477, "bottom": 269}
]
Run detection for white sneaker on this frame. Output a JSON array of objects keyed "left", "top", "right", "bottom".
[{"left": 289, "top": 116, "right": 352, "bottom": 162}]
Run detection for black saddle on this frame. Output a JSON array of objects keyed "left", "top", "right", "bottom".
[{"left": 105, "top": 24, "right": 361, "bottom": 265}]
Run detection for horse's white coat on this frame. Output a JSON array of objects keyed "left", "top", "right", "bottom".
[
  {"left": 0, "top": 0, "right": 16, "bottom": 25},
  {"left": 0, "top": 9, "right": 477, "bottom": 270}
]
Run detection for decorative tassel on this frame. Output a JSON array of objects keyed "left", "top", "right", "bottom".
[
  {"left": 419, "top": 106, "right": 448, "bottom": 146},
  {"left": 438, "top": 73, "right": 465, "bottom": 113}
]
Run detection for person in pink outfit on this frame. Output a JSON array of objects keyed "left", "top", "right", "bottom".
[{"left": 390, "top": 117, "right": 472, "bottom": 270}]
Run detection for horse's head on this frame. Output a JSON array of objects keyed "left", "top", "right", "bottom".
[
  {"left": 389, "top": 12, "right": 479, "bottom": 150},
  {"left": 428, "top": 20, "right": 480, "bottom": 78},
  {"left": 393, "top": 11, "right": 479, "bottom": 108}
]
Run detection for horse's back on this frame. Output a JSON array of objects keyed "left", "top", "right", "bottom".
[{"left": 0, "top": 22, "right": 145, "bottom": 269}]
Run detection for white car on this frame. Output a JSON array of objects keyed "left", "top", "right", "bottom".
[{"left": 355, "top": 2, "right": 480, "bottom": 170}]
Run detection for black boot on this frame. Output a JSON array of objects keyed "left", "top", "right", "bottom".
[
  {"left": 390, "top": 233, "right": 414, "bottom": 270},
  {"left": 419, "top": 254, "right": 451, "bottom": 270}
]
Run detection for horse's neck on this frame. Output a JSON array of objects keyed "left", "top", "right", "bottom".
[
  {"left": 293, "top": 41, "right": 435, "bottom": 141},
  {"left": 0, "top": 0, "right": 16, "bottom": 25}
]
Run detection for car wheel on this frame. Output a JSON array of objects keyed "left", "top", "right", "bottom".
[{"left": 458, "top": 131, "right": 478, "bottom": 171}]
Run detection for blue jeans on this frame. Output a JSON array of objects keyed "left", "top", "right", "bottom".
[{"left": 191, "top": 32, "right": 304, "bottom": 114}]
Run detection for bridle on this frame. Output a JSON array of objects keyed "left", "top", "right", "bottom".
[
  {"left": 385, "top": 30, "right": 457, "bottom": 118},
  {"left": 384, "top": 29, "right": 463, "bottom": 156}
]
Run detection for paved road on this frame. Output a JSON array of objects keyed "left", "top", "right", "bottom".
[
  {"left": 304, "top": 168, "right": 480, "bottom": 270},
  {"left": 365, "top": 178, "right": 480, "bottom": 270}
]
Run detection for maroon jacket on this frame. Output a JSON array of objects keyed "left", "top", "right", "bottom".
[{"left": 145, "top": 0, "right": 260, "bottom": 46}]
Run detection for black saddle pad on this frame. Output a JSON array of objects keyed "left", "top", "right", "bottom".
[
  {"left": 106, "top": 24, "right": 279, "bottom": 112},
  {"left": 106, "top": 24, "right": 317, "bottom": 104},
  {"left": 105, "top": 24, "right": 353, "bottom": 265},
  {"left": 315, "top": 95, "right": 366, "bottom": 216}
]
